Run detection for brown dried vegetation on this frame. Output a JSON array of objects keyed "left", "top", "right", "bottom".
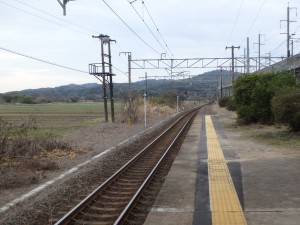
[{"left": 0, "top": 116, "right": 73, "bottom": 190}]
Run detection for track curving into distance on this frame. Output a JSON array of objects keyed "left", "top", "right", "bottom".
[{"left": 54, "top": 108, "right": 200, "bottom": 225}]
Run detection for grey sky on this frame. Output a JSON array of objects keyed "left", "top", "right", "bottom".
[{"left": 0, "top": 0, "right": 299, "bottom": 92}]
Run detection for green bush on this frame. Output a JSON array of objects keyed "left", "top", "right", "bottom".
[
  {"left": 225, "top": 97, "right": 236, "bottom": 111},
  {"left": 234, "top": 71, "right": 297, "bottom": 124},
  {"left": 272, "top": 87, "right": 300, "bottom": 132},
  {"left": 218, "top": 96, "right": 231, "bottom": 108}
]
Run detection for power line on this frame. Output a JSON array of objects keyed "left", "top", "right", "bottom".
[
  {"left": 235, "top": 0, "right": 267, "bottom": 50},
  {"left": 0, "top": 46, "right": 88, "bottom": 74},
  {"left": 226, "top": 0, "right": 245, "bottom": 45},
  {"left": 13, "top": 0, "right": 98, "bottom": 34},
  {"left": 139, "top": 1, "right": 186, "bottom": 76},
  {"left": 0, "top": 1, "right": 89, "bottom": 36},
  {"left": 141, "top": 0, "right": 174, "bottom": 57},
  {"left": 127, "top": 0, "right": 180, "bottom": 75},
  {"left": 102, "top": 0, "right": 160, "bottom": 55},
  {"left": 269, "top": 39, "right": 287, "bottom": 56},
  {"left": 127, "top": 0, "right": 170, "bottom": 57},
  {"left": 112, "top": 65, "right": 127, "bottom": 76},
  {"left": 245, "top": 0, "right": 266, "bottom": 37},
  {"left": 2, "top": 1, "right": 128, "bottom": 77}
]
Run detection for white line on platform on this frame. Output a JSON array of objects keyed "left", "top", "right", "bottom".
[{"left": 151, "top": 207, "right": 194, "bottom": 213}]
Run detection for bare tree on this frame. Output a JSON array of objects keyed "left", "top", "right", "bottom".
[{"left": 120, "top": 90, "right": 142, "bottom": 124}]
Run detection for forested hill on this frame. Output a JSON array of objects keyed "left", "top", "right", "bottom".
[{"left": 1, "top": 70, "right": 239, "bottom": 103}]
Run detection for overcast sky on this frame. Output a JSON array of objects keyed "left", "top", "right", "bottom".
[{"left": 0, "top": 0, "right": 299, "bottom": 93}]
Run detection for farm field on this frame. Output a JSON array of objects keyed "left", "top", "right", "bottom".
[{"left": 0, "top": 102, "right": 123, "bottom": 137}]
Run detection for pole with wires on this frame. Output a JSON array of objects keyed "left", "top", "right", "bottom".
[
  {"left": 120, "top": 52, "right": 132, "bottom": 127},
  {"left": 144, "top": 72, "right": 147, "bottom": 128},
  {"left": 107, "top": 39, "right": 116, "bottom": 123},
  {"left": 90, "top": 34, "right": 116, "bottom": 123},
  {"left": 280, "top": 5, "right": 297, "bottom": 57},
  {"left": 225, "top": 45, "right": 240, "bottom": 95}
]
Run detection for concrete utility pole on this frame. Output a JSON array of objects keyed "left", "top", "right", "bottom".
[
  {"left": 89, "top": 34, "right": 116, "bottom": 123},
  {"left": 107, "top": 39, "right": 116, "bottom": 123},
  {"left": 119, "top": 52, "right": 132, "bottom": 126},
  {"left": 258, "top": 34, "right": 261, "bottom": 70},
  {"left": 225, "top": 46, "right": 240, "bottom": 88},
  {"left": 100, "top": 36, "right": 109, "bottom": 123},
  {"left": 56, "top": 0, "right": 75, "bottom": 16},
  {"left": 119, "top": 52, "right": 132, "bottom": 92},
  {"left": 143, "top": 72, "right": 148, "bottom": 128},
  {"left": 220, "top": 67, "right": 223, "bottom": 98},
  {"left": 254, "top": 33, "right": 265, "bottom": 70},
  {"left": 281, "top": 5, "right": 297, "bottom": 57},
  {"left": 247, "top": 37, "right": 250, "bottom": 73}
]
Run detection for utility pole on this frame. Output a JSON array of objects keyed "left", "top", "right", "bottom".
[
  {"left": 220, "top": 67, "right": 223, "bottom": 98},
  {"left": 143, "top": 72, "right": 147, "bottom": 128},
  {"left": 107, "top": 39, "right": 116, "bottom": 123},
  {"left": 120, "top": 52, "right": 132, "bottom": 127},
  {"left": 281, "top": 5, "right": 297, "bottom": 57},
  {"left": 56, "top": 0, "right": 75, "bottom": 16},
  {"left": 258, "top": 33, "right": 261, "bottom": 70},
  {"left": 247, "top": 37, "right": 250, "bottom": 73},
  {"left": 119, "top": 52, "right": 132, "bottom": 92},
  {"left": 89, "top": 34, "right": 116, "bottom": 123},
  {"left": 254, "top": 32, "right": 265, "bottom": 70},
  {"left": 243, "top": 48, "right": 246, "bottom": 74},
  {"left": 225, "top": 45, "right": 240, "bottom": 92},
  {"left": 265, "top": 53, "right": 272, "bottom": 66}
]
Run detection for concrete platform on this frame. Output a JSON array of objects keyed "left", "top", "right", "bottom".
[
  {"left": 143, "top": 112, "right": 202, "bottom": 225},
  {"left": 144, "top": 107, "right": 300, "bottom": 225},
  {"left": 144, "top": 111, "right": 247, "bottom": 225}
]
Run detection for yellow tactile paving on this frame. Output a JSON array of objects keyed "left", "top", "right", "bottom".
[{"left": 206, "top": 115, "right": 247, "bottom": 225}]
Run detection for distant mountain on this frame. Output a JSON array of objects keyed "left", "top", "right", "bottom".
[{"left": 3, "top": 70, "right": 240, "bottom": 102}]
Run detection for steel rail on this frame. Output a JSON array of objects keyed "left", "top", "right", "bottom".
[
  {"left": 54, "top": 108, "right": 199, "bottom": 225},
  {"left": 113, "top": 110, "right": 197, "bottom": 224}
]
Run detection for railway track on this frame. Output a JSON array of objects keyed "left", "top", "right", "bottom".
[{"left": 54, "top": 108, "right": 199, "bottom": 225}]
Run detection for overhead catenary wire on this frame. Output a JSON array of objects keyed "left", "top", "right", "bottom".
[
  {"left": 141, "top": 0, "right": 174, "bottom": 57},
  {"left": 244, "top": 0, "right": 267, "bottom": 39},
  {"left": 139, "top": 1, "right": 187, "bottom": 76},
  {"left": 102, "top": 0, "right": 161, "bottom": 55},
  {"left": 127, "top": 0, "right": 170, "bottom": 58},
  {"left": 233, "top": 0, "right": 267, "bottom": 51},
  {"left": 102, "top": 0, "right": 183, "bottom": 78},
  {"left": 226, "top": 0, "right": 245, "bottom": 46},
  {"left": 127, "top": 0, "right": 182, "bottom": 76},
  {"left": 269, "top": 39, "right": 287, "bottom": 56}
]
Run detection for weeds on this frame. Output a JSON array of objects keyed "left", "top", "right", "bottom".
[
  {"left": 250, "top": 129, "right": 300, "bottom": 147},
  {"left": 0, "top": 115, "right": 73, "bottom": 187}
]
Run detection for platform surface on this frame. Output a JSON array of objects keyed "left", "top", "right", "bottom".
[{"left": 144, "top": 112, "right": 247, "bottom": 225}]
